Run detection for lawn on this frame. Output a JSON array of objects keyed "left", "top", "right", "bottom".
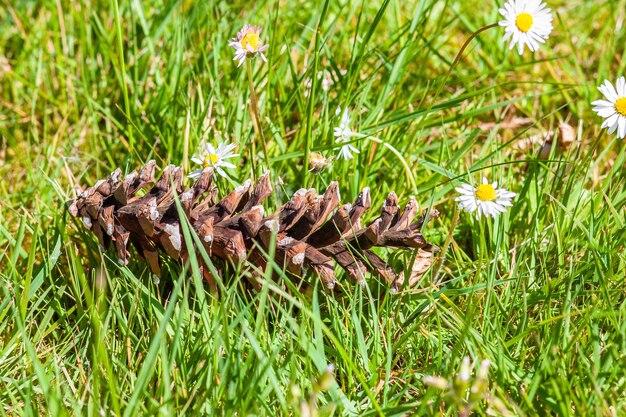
[{"left": 1, "top": 0, "right": 625, "bottom": 415}]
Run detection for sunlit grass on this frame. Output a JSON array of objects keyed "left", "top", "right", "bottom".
[{"left": 1, "top": 0, "right": 625, "bottom": 416}]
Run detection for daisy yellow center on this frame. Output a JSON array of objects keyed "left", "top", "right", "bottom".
[
  {"left": 203, "top": 153, "right": 219, "bottom": 168},
  {"left": 241, "top": 33, "right": 260, "bottom": 51},
  {"left": 515, "top": 13, "right": 533, "bottom": 32},
  {"left": 615, "top": 97, "right": 626, "bottom": 116},
  {"left": 475, "top": 184, "right": 497, "bottom": 202}
]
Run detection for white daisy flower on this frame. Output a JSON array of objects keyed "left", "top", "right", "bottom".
[
  {"left": 455, "top": 177, "right": 516, "bottom": 218},
  {"left": 498, "top": 0, "right": 553, "bottom": 55},
  {"left": 189, "top": 141, "right": 239, "bottom": 179},
  {"left": 333, "top": 107, "right": 360, "bottom": 160},
  {"left": 591, "top": 77, "right": 626, "bottom": 139},
  {"left": 228, "top": 24, "right": 269, "bottom": 67}
]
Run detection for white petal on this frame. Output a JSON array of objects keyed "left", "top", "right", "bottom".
[
  {"left": 591, "top": 99, "right": 614, "bottom": 108},
  {"left": 498, "top": 190, "right": 517, "bottom": 199},
  {"left": 602, "top": 80, "right": 619, "bottom": 101},
  {"left": 602, "top": 113, "right": 619, "bottom": 129},
  {"left": 188, "top": 169, "right": 203, "bottom": 179},
  {"left": 616, "top": 77, "right": 626, "bottom": 97},
  {"left": 618, "top": 116, "right": 626, "bottom": 138},
  {"left": 596, "top": 107, "right": 617, "bottom": 118},
  {"left": 455, "top": 186, "right": 473, "bottom": 195},
  {"left": 215, "top": 167, "right": 227, "bottom": 177},
  {"left": 464, "top": 200, "right": 477, "bottom": 212}
]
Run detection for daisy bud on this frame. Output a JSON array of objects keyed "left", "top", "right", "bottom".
[
  {"left": 228, "top": 25, "right": 269, "bottom": 67},
  {"left": 308, "top": 152, "right": 329, "bottom": 172}
]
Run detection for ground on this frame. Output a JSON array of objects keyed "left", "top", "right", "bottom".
[{"left": 1, "top": 0, "right": 625, "bottom": 416}]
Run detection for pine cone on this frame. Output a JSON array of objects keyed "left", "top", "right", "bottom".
[{"left": 68, "top": 162, "right": 439, "bottom": 292}]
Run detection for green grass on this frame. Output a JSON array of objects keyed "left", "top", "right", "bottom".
[{"left": 2, "top": 0, "right": 626, "bottom": 415}]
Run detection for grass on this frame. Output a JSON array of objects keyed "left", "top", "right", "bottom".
[{"left": 1, "top": 0, "right": 626, "bottom": 415}]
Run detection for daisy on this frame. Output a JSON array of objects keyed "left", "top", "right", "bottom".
[
  {"left": 334, "top": 107, "right": 360, "bottom": 160},
  {"left": 592, "top": 77, "right": 626, "bottom": 139},
  {"left": 455, "top": 177, "right": 516, "bottom": 218},
  {"left": 498, "top": 0, "right": 553, "bottom": 55},
  {"left": 228, "top": 24, "right": 269, "bottom": 67},
  {"left": 189, "top": 141, "right": 239, "bottom": 179}
]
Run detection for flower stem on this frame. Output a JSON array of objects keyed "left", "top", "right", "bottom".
[
  {"left": 428, "top": 22, "right": 499, "bottom": 117},
  {"left": 352, "top": 133, "right": 417, "bottom": 191},
  {"left": 448, "top": 22, "right": 499, "bottom": 77},
  {"left": 303, "top": 1, "right": 330, "bottom": 184},
  {"left": 245, "top": 60, "right": 271, "bottom": 177}
]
